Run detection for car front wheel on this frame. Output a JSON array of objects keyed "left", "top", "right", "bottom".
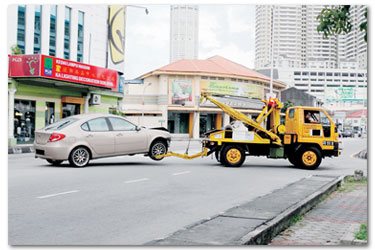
[
  {"left": 69, "top": 147, "right": 90, "bottom": 168},
  {"left": 149, "top": 140, "right": 168, "bottom": 161}
]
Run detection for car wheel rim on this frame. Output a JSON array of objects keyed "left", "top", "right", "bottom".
[
  {"left": 302, "top": 151, "right": 317, "bottom": 166},
  {"left": 73, "top": 148, "right": 89, "bottom": 166},
  {"left": 152, "top": 143, "right": 166, "bottom": 157}
]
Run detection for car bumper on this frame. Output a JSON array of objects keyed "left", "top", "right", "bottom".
[{"left": 34, "top": 142, "right": 70, "bottom": 161}]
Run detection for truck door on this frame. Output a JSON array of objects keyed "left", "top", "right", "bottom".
[
  {"left": 303, "top": 110, "right": 323, "bottom": 138},
  {"left": 320, "top": 111, "right": 331, "bottom": 138}
]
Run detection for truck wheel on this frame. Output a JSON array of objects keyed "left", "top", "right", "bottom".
[
  {"left": 215, "top": 149, "right": 222, "bottom": 163},
  {"left": 220, "top": 145, "right": 246, "bottom": 167},
  {"left": 298, "top": 147, "right": 322, "bottom": 170},
  {"left": 287, "top": 155, "right": 297, "bottom": 166}
]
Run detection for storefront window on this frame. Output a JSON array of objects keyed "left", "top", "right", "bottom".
[
  {"left": 200, "top": 113, "right": 216, "bottom": 137},
  {"left": 33, "top": 5, "right": 42, "bottom": 54},
  {"left": 168, "top": 112, "right": 189, "bottom": 134},
  {"left": 14, "top": 100, "right": 36, "bottom": 144},
  {"left": 17, "top": 5, "right": 26, "bottom": 53},
  {"left": 45, "top": 102, "right": 55, "bottom": 126},
  {"left": 62, "top": 103, "right": 80, "bottom": 118}
]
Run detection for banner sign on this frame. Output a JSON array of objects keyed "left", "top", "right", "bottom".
[
  {"left": 9, "top": 55, "right": 118, "bottom": 89},
  {"left": 169, "top": 78, "right": 193, "bottom": 105},
  {"left": 107, "top": 5, "right": 126, "bottom": 73},
  {"left": 200, "top": 80, "right": 263, "bottom": 99},
  {"left": 325, "top": 87, "right": 367, "bottom": 101},
  {"left": 8, "top": 54, "right": 41, "bottom": 77}
]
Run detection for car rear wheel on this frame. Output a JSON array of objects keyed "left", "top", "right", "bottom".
[
  {"left": 149, "top": 140, "right": 167, "bottom": 161},
  {"left": 46, "top": 159, "right": 63, "bottom": 166},
  {"left": 69, "top": 147, "right": 90, "bottom": 168}
]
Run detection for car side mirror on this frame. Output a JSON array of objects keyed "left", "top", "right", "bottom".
[{"left": 136, "top": 126, "right": 141, "bottom": 131}]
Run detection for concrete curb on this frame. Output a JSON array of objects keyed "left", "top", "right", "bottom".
[
  {"left": 8, "top": 145, "right": 34, "bottom": 154},
  {"left": 147, "top": 175, "right": 346, "bottom": 246},
  {"left": 239, "top": 175, "right": 346, "bottom": 245},
  {"left": 340, "top": 224, "right": 367, "bottom": 246}
]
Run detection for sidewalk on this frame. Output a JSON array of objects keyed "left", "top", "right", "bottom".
[{"left": 269, "top": 177, "right": 367, "bottom": 246}]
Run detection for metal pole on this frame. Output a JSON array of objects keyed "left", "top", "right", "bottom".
[
  {"left": 142, "top": 83, "right": 152, "bottom": 123},
  {"left": 269, "top": 5, "right": 275, "bottom": 98}
]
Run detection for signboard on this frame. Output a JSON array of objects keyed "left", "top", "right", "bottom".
[
  {"left": 169, "top": 78, "right": 194, "bottom": 105},
  {"left": 107, "top": 5, "right": 126, "bottom": 73},
  {"left": 8, "top": 54, "right": 41, "bottom": 77},
  {"left": 8, "top": 55, "right": 118, "bottom": 89},
  {"left": 200, "top": 80, "right": 263, "bottom": 99},
  {"left": 325, "top": 87, "right": 367, "bottom": 101}
]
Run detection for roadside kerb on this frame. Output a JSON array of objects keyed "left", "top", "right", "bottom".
[
  {"left": 148, "top": 175, "right": 346, "bottom": 246},
  {"left": 240, "top": 175, "right": 346, "bottom": 245}
]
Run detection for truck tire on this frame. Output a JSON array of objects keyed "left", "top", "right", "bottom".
[
  {"left": 297, "top": 147, "right": 322, "bottom": 170},
  {"left": 287, "top": 155, "right": 297, "bottom": 166},
  {"left": 215, "top": 149, "right": 222, "bottom": 164},
  {"left": 220, "top": 145, "right": 246, "bottom": 168}
]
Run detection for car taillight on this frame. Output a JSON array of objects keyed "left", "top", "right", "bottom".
[{"left": 49, "top": 133, "right": 66, "bottom": 142}]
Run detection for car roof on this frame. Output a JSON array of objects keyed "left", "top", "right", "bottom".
[{"left": 67, "top": 113, "right": 122, "bottom": 120}]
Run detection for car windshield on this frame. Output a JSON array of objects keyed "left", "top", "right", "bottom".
[{"left": 44, "top": 118, "right": 78, "bottom": 131}]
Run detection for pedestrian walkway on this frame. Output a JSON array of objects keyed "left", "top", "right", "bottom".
[{"left": 269, "top": 178, "right": 367, "bottom": 246}]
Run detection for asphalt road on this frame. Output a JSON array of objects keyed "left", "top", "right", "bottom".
[{"left": 8, "top": 137, "right": 367, "bottom": 245}]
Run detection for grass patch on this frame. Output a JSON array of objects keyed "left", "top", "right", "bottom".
[
  {"left": 355, "top": 224, "right": 367, "bottom": 241},
  {"left": 290, "top": 215, "right": 303, "bottom": 226},
  {"left": 338, "top": 176, "right": 367, "bottom": 193}
]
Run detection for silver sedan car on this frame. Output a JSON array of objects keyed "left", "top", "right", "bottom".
[{"left": 34, "top": 114, "right": 171, "bottom": 167}]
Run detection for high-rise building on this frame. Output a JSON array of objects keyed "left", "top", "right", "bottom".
[
  {"left": 170, "top": 5, "right": 199, "bottom": 63},
  {"left": 255, "top": 5, "right": 367, "bottom": 112}
]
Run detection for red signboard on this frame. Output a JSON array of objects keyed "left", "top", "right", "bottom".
[
  {"left": 8, "top": 54, "right": 41, "bottom": 77},
  {"left": 8, "top": 54, "right": 118, "bottom": 89}
]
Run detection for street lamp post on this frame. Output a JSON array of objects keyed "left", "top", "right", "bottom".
[
  {"left": 142, "top": 82, "right": 152, "bottom": 123},
  {"left": 269, "top": 5, "right": 275, "bottom": 98},
  {"left": 127, "top": 5, "right": 149, "bottom": 15}
]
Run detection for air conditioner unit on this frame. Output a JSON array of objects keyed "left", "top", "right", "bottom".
[{"left": 90, "top": 94, "right": 101, "bottom": 105}]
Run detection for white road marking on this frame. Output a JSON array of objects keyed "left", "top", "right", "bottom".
[
  {"left": 124, "top": 178, "right": 149, "bottom": 184},
  {"left": 37, "top": 190, "right": 79, "bottom": 199},
  {"left": 172, "top": 171, "right": 191, "bottom": 176}
]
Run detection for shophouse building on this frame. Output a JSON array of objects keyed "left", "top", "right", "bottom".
[
  {"left": 8, "top": 5, "right": 126, "bottom": 146},
  {"left": 121, "top": 56, "right": 286, "bottom": 139}
]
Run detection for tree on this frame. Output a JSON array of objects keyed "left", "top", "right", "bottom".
[
  {"left": 317, "top": 5, "right": 367, "bottom": 42},
  {"left": 11, "top": 45, "right": 23, "bottom": 55},
  {"left": 281, "top": 100, "right": 294, "bottom": 114}
]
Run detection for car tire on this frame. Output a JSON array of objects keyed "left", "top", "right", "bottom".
[
  {"left": 296, "top": 147, "right": 322, "bottom": 170},
  {"left": 69, "top": 146, "right": 90, "bottom": 168},
  {"left": 220, "top": 144, "right": 246, "bottom": 168},
  {"left": 149, "top": 140, "right": 168, "bottom": 161},
  {"left": 46, "top": 159, "right": 63, "bottom": 166}
]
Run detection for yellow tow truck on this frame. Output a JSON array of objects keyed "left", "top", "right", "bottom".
[{"left": 159, "top": 93, "right": 341, "bottom": 170}]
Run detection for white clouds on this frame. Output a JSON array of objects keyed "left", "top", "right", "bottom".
[{"left": 124, "top": 4, "right": 256, "bottom": 79}]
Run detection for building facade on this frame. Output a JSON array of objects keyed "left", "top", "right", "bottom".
[
  {"left": 170, "top": 5, "right": 199, "bottom": 63},
  {"left": 8, "top": 4, "right": 125, "bottom": 146},
  {"left": 255, "top": 5, "right": 367, "bottom": 112},
  {"left": 121, "top": 56, "right": 286, "bottom": 139}
]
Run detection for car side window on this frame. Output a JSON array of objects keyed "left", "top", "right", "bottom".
[
  {"left": 86, "top": 118, "right": 110, "bottom": 132},
  {"left": 108, "top": 117, "right": 136, "bottom": 131},
  {"left": 81, "top": 122, "right": 90, "bottom": 131}
]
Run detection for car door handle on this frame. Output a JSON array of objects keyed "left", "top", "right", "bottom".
[
  {"left": 86, "top": 134, "right": 93, "bottom": 138},
  {"left": 116, "top": 133, "right": 123, "bottom": 137}
]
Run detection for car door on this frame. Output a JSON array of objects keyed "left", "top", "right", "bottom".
[
  {"left": 82, "top": 117, "right": 115, "bottom": 156},
  {"left": 107, "top": 117, "right": 148, "bottom": 154}
]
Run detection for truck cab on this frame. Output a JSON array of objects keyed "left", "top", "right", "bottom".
[{"left": 283, "top": 107, "right": 340, "bottom": 169}]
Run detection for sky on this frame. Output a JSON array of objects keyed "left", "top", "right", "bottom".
[{"left": 124, "top": 4, "right": 255, "bottom": 79}]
